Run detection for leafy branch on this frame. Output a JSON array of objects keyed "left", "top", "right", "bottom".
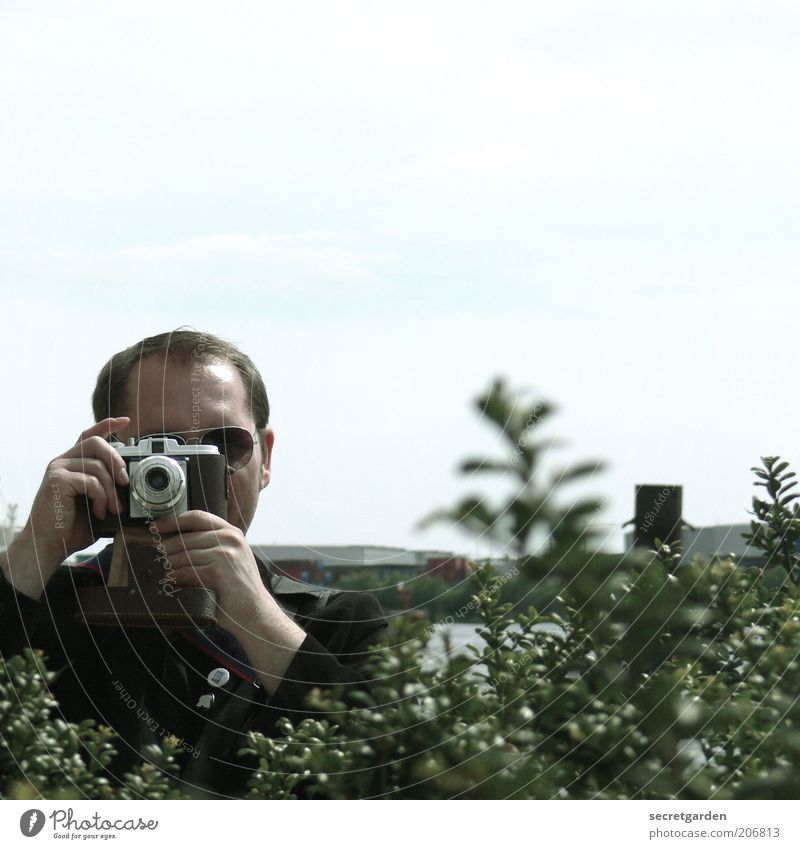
[{"left": 743, "top": 455, "right": 800, "bottom": 583}]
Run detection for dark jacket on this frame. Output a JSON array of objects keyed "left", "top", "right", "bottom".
[{"left": 0, "top": 547, "right": 387, "bottom": 798}]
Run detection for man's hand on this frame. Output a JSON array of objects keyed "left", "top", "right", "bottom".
[
  {"left": 154, "top": 511, "right": 306, "bottom": 695},
  {"left": 0, "top": 417, "right": 130, "bottom": 599}
]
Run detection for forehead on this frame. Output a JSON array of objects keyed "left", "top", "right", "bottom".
[{"left": 120, "top": 353, "right": 251, "bottom": 433}]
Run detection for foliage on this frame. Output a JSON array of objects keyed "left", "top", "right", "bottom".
[
  {"left": 420, "top": 379, "right": 607, "bottom": 565},
  {"left": 743, "top": 455, "right": 800, "bottom": 584},
  {"left": 2, "top": 379, "right": 799, "bottom": 799},
  {"left": 1, "top": 503, "right": 19, "bottom": 551},
  {"left": 239, "top": 380, "right": 800, "bottom": 799},
  {"left": 334, "top": 563, "right": 538, "bottom": 622},
  {"left": 333, "top": 569, "right": 402, "bottom": 611},
  {"left": 238, "top": 554, "right": 800, "bottom": 799},
  {"left": 0, "top": 650, "right": 187, "bottom": 800},
  {"left": 334, "top": 568, "right": 479, "bottom": 620}
]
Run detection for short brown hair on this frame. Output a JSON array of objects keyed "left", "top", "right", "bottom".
[{"left": 92, "top": 328, "right": 270, "bottom": 428}]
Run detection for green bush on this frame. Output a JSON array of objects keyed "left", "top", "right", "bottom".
[
  {"left": 3, "top": 379, "right": 799, "bottom": 799},
  {"left": 0, "top": 651, "right": 187, "bottom": 800}
]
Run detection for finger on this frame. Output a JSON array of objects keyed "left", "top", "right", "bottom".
[
  {"left": 59, "top": 458, "right": 122, "bottom": 515},
  {"left": 159, "top": 530, "right": 224, "bottom": 557},
  {"left": 65, "top": 435, "right": 130, "bottom": 487},
  {"left": 162, "top": 549, "right": 218, "bottom": 573},
  {"left": 77, "top": 416, "right": 130, "bottom": 444},
  {"left": 153, "top": 511, "right": 229, "bottom": 535},
  {"left": 170, "top": 564, "right": 215, "bottom": 589},
  {"left": 60, "top": 470, "right": 110, "bottom": 520}
]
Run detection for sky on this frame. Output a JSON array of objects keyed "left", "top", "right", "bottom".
[{"left": 1, "top": 1, "right": 799, "bottom": 561}]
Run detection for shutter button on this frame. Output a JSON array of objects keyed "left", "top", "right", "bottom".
[{"left": 207, "top": 667, "right": 231, "bottom": 688}]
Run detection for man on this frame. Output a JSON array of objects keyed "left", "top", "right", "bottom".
[{"left": 0, "top": 329, "right": 387, "bottom": 797}]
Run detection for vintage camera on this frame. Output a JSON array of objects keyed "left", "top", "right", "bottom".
[
  {"left": 78, "top": 436, "right": 229, "bottom": 629},
  {"left": 93, "top": 436, "right": 229, "bottom": 532}
]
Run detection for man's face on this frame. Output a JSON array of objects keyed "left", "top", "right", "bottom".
[{"left": 114, "top": 352, "right": 273, "bottom": 534}]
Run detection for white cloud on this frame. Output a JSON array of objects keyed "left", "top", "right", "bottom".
[
  {"left": 1, "top": 232, "right": 393, "bottom": 296},
  {"left": 116, "top": 231, "right": 391, "bottom": 292},
  {"left": 389, "top": 142, "right": 559, "bottom": 182}
]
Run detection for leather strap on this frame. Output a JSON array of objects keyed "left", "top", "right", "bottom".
[{"left": 75, "top": 585, "right": 218, "bottom": 628}]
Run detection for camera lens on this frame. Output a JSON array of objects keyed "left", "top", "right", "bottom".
[
  {"left": 145, "top": 468, "right": 170, "bottom": 492},
  {"left": 130, "top": 456, "right": 187, "bottom": 516}
]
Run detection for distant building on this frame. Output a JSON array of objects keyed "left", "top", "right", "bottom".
[
  {"left": 681, "top": 524, "right": 759, "bottom": 564},
  {"left": 625, "top": 523, "right": 762, "bottom": 567},
  {"left": 250, "top": 543, "right": 473, "bottom": 586}
]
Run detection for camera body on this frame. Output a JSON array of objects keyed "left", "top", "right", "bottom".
[
  {"left": 92, "top": 436, "right": 229, "bottom": 535},
  {"left": 80, "top": 436, "right": 228, "bottom": 628}
]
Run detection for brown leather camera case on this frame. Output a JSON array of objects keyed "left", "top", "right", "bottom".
[{"left": 75, "top": 529, "right": 218, "bottom": 628}]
